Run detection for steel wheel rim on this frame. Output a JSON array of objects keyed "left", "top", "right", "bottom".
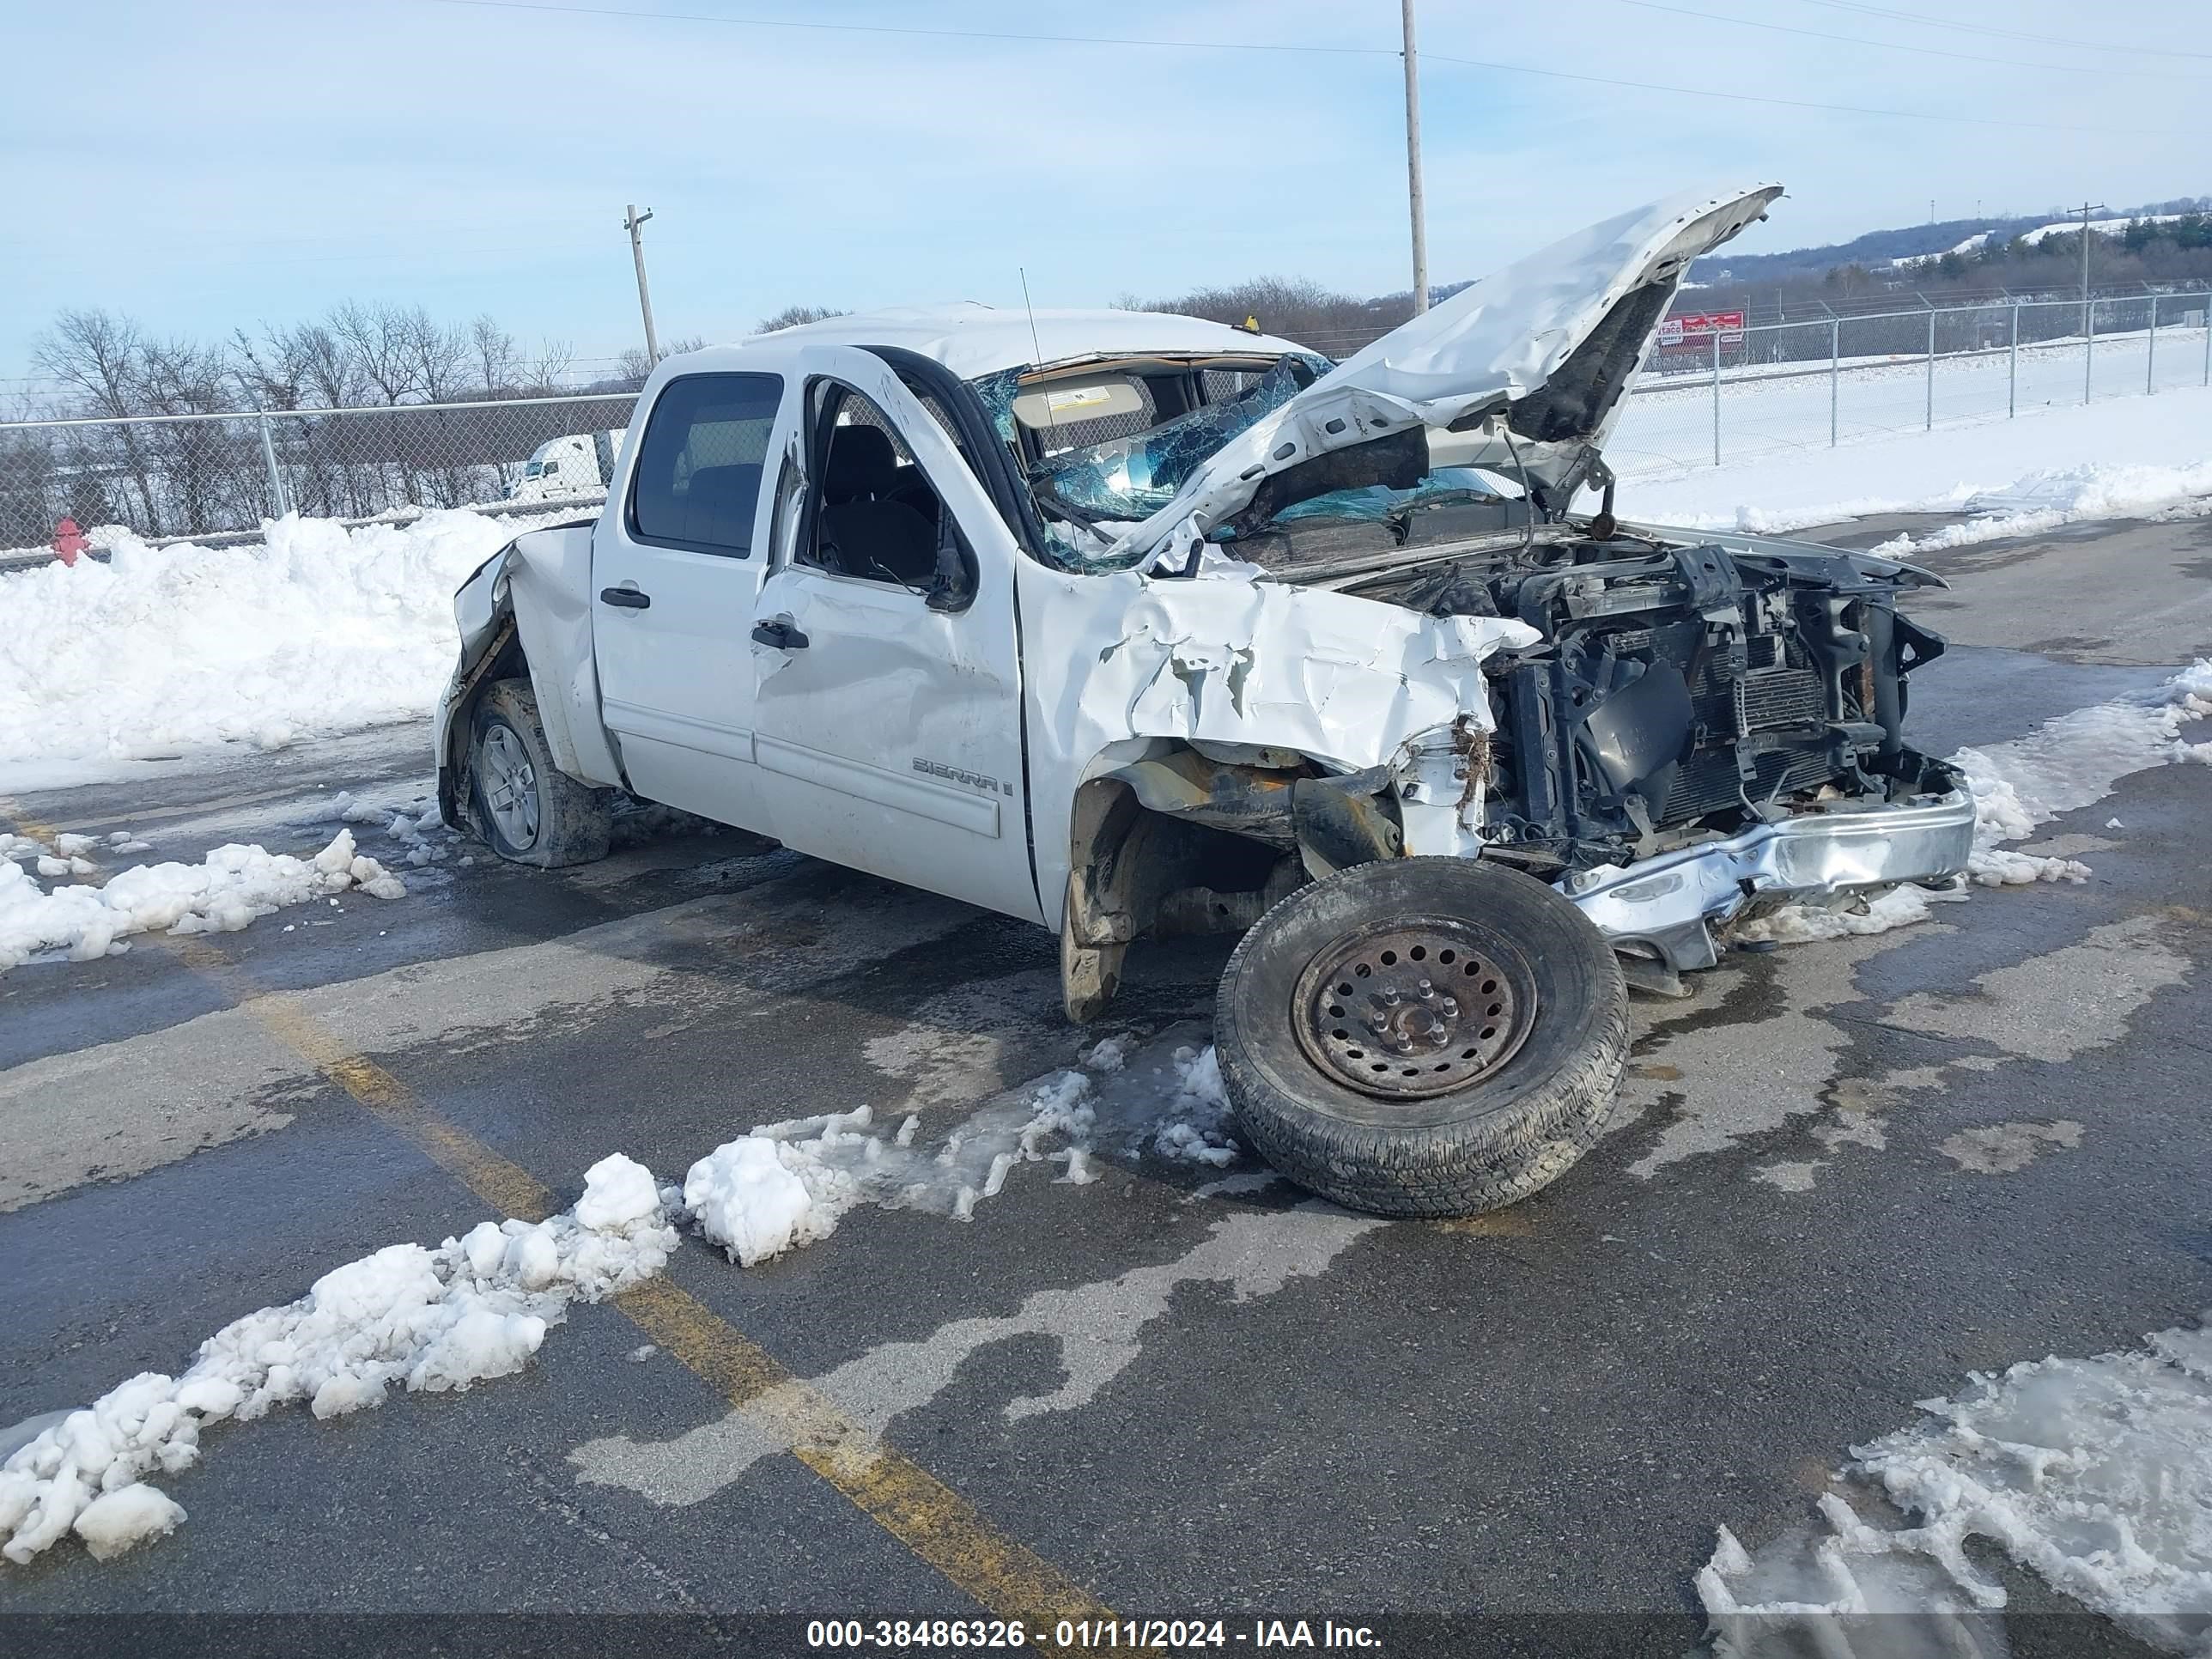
[
  {"left": 480, "top": 723, "right": 540, "bottom": 849},
  {"left": 1290, "top": 917, "right": 1540, "bottom": 1098}
]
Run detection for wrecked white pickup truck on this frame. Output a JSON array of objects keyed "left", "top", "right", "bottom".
[{"left": 438, "top": 181, "right": 1973, "bottom": 1218}]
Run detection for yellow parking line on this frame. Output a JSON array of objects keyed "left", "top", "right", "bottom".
[{"left": 4, "top": 799, "right": 1114, "bottom": 1632}]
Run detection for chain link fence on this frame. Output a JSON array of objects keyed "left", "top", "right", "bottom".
[
  {"left": 1604, "top": 292, "right": 2211, "bottom": 478},
  {"left": 6, "top": 292, "right": 2208, "bottom": 555},
  {"left": 1, "top": 392, "right": 639, "bottom": 553}
]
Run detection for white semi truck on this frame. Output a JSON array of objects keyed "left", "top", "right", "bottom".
[{"left": 506, "top": 430, "right": 627, "bottom": 503}]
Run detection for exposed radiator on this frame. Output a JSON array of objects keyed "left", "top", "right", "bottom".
[{"left": 1736, "top": 667, "right": 1825, "bottom": 732}]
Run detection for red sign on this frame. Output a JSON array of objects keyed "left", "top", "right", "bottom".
[{"left": 1657, "top": 310, "right": 1747, "bottom": 345}]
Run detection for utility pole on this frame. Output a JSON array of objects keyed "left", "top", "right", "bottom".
[
  {"left": 2070, "top": 200, "right": 2105, "bottom": 314},
  {"left": 623, "top": 204, "right": 661, "bottom": 365},
  {"left": 2070, "top": 200, "right": 2106, "bottom": 404},
  {"left": 1401, "top": 0, "right": 1429, "bottom": 315}
]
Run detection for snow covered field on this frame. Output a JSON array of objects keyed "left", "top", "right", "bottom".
[
  {"left": 1612, "top": 321, "right": 2209, "bottom": 478},
  {"left": 1620, "top": 384, "right": 2212, "bottom": 538}
]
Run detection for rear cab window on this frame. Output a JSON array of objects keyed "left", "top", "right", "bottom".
[{"left": 627, "top": 373, "right": 784, "bottom": 556}]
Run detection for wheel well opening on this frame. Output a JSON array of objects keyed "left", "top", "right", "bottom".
[
  {"left": 1058, "top": 741, "right": 1402, "bottom": 1019},
  {"left": 439, "top": 623, "right": 527, "bottom": 834}
]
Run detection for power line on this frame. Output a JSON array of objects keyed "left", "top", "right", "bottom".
[
  {"left": 1785, "top": 0, "right": 2212, "bottom": 63},
  {"left": 409, "top": 0, "right": 2180, "bottom": 136},
  {"left": 1599, "top": 0, "right": 2211, "bottom": 80},
  {"left": 421, "top": 0, "right": 1387, "bottom": 58},
  {"left": 1416, "top": 50, "right": 2174, "bottom": 135}
]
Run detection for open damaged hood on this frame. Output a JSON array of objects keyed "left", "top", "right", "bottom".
[{"left": 1115, "top": 181, "right": 1781, "bottom": 562}]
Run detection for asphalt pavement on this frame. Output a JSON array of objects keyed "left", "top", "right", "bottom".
[{"left": 2, "top": 508, "right": 2207, "bottom": 1656}]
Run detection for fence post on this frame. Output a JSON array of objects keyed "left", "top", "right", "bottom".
[
  {"left": 2083, "top": 295, "right": 2095, "bottom": 405},
  {"left": 1829, "top": 318, "right": 1839, "bottom": 447},
  {"left": 2204, "top": 290, "right": 2210, "bottom": 386},
  {"left": 1710, "top": 330, "right": 1722, "bottom": 466},
  {"left": 2008, "top": 302, "right": 2018, "bottom": 417},
  {"left": 256, "top": 412, "right": 287, "bottom": 518},
  {"left": 2146, "top": 293, "right": 2157, "bottom": 394},
  {"left": 1923, "top": 307, "right": 1935, "bottom": 432}
]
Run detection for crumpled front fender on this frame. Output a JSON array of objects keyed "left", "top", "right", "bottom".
[{"left": 1020, "top": 560, "right": 1536, "bottom": 933}]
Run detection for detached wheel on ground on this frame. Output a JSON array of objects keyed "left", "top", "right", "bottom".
[
  {"left": 468, "top": 678, "right": 612, "bottom": 867},
  {"left": 1215, "top": 856, "right": 1627, "bottom": 1218}
]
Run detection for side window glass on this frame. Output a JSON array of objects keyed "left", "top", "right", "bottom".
[
  {"left": 803, "top": 385, "right": 954, "bottom": 592},
  {"left": 628, "top": 372, "right": 782, "bottom": 556}
]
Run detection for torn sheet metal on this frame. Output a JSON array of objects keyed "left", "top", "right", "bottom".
[
  {"left": 1019, "top": 560, "right": 1536, "bottom": 928},
  {"left": 1108, "top": 181, "right": 1781, "bottom": 561},
  {"left": 434, "top": 526, "right": 624, "bottom": 791},
  {"left": 1565, "top": 789, "right": 1978, "bottom": 970}
]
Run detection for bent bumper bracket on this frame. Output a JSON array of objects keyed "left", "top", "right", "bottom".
[{"left": 1559, "top": 789, "right": 1977, "bottom": 971}]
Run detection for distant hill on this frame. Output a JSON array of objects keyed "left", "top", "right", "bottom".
[{"left": 1692, "top": 197, "right": 2211, "bottom": 286}]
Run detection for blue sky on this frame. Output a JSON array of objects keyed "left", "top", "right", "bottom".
[{"left": 3, "top": 0, "right": 2204, "bottom": 394}]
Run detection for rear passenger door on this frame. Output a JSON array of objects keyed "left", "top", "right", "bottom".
[{"left": 592, "top": 368, "right": 787, "bottom": 833}]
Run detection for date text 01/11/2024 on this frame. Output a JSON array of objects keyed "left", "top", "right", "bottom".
[{"left": 804, "top": 1618, "right": 1383, "bottom": 1649}]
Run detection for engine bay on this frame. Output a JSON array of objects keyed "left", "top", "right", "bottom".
[{"left": 1322, "top": 514, "right": 1960, "bottom": 874}]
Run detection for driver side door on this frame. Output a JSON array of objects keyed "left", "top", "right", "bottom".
[{"left": 744, "top": 346, "right": 1042, "bottom": 925}]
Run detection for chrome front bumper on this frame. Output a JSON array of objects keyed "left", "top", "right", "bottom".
[{"left": 1560, "top": 789, "right": 1978, "bottom": 971}]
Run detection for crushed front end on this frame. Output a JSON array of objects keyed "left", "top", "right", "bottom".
[{"left": 1345, "top": 525, "right": 1972, "bottom": 975}]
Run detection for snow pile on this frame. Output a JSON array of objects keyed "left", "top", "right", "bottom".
[
  {"left": 1613, "top": 386, "right": 2212, "bottom": 537},
  {"left": 1700, "top": 1314, "right": 2212, "bottom": 1656},
  {"left": 1853, "top": 458, "right": 2212, "bottom": 558},
  {"left": 0, "top": 1154, "right": 677, "bottom": 1566},
  {"left": 684, "top": 1137, "right": 822, "bottom": 1267},
  {"left": 0, "top": 828, "right": 405, "bottom": 972},
  {"left": 0, "top": 508, "right": 543, "bottom": 787},
  {"left": 330, "top": 786, "right": 461, "bottom": 869},
  {"left": 1735, "top": 663, "right": 2212, "bottom": 946},
  {"left": 681, "top": 1068, "right": 1105, "bottom": 1265},
  {"left": 1153, "top": 1045, "right": 1239, "bottom": 1167}
]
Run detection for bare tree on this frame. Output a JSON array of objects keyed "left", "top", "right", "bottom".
[
  {"left": 402, "top": 307, "right": 470, "bottom": 404},
  {"left": 521, "top": 337, "right": 574, "bottom": 394},
  {"left": 471, "top": 313, "right": 519, "bottom": 396},
  {"left": 230, "top": 325, "right": 313, "bottom": 410},
  {"left": 291, "top": 323, "right": 362, "bottom": 410},
  {"left": 137, "top": 337, "right": 252, "bottom": 531},
  {"left": 32, "top": 308, "right": 162, "bottom": 531},
  {"left": 33, "top": 308, "right": 144, "bottom": 417},
  {"left": 756, "top": 304, "right": 845, "bottom": 333},
  {"left": 330, "top": 301, "right": 423, "bottom": 405}
]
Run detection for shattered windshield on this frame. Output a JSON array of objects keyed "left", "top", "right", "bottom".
[{"left": 971, "top": 352, "right": 1331, "bottom": 570}]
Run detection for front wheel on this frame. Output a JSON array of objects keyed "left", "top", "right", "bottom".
[
  {"left": 1214, "top": 857, "right": 1627, "bottom": 1218},
  {"left": 468, "top": 678, "right": 612, "bottom": 868}
]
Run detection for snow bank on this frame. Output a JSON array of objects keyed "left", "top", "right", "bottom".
[
  {"left": 0, "top": 508, "right": 548, "bottom": 787},
  {"left": 0, "top": 828, "right": 405, "bottom": 972},
  {"left": 0, "top": 1154, "right": 677, "bottom": 1566},
  {"left": 1737, "top": 662, "right": 2212, "bottom": 945},
  {"left": 1616, "top": 386, "right": 2212, "bottom": 537},
  {"left": 1700, "top": 1314, "right": 2212, "bottom": 1655}
]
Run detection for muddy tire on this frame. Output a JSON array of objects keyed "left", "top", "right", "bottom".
[
  {"left": 468, "top": 678, "right": 612, "bottom": 868},
  {"left": 1214, "top": 857, "right": 1626, "bottom": 1218}
]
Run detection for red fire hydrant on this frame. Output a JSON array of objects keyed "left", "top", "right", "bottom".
[{"left": 52, "top": 519, "right": 88, "bottom": 567}]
